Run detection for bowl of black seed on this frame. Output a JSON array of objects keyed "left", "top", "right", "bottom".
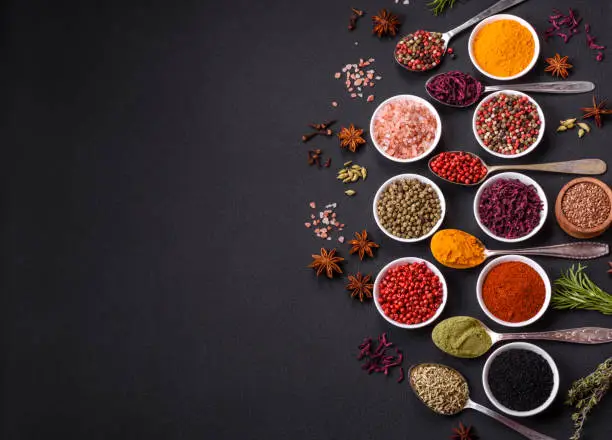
[
  {"left": 373, "top": 174, "right": 446, "bottom": 243},
  {"left": 482, "top": 342, "right": 559, "bottom": 417}
]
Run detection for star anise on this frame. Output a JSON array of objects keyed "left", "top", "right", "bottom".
[
  {"left": 338, "top": 124, "right": 366, "bottom": 152},
  {"left": 582, "top": 95, "right": 612, "bottom": 128},
  {"left": 544, "top": 53, "right": 572, "bottom": 79},
  {"left": 346, "top": 272, "right": 373, "bottom": 302},
  {"left": 372, "top": 9, "right": 400, "bottom": 38},
  {"left": 308, "top": 248, "right": 344, "bottom": 279},
  {"left": 348, "top": 230, "right": 379, "bottom": 260},
  {"left": 451, "top": 422, "right": 476, "bottom": 440}
]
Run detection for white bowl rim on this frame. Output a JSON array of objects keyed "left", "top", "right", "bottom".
[
  {"left": 372, "top": 173, "right": 446, "bottom": 243},
  {"left": 468, "top": 14, "right": 540, "bottom": 81},
  {"left": 369, "top": 94, "right": 442, "bottom": 163},
  {"left": 373, "top": 257, "right": 448, "bottom": 329},
  {"left": 473, "top": 172, "right": 548, "bottom": 243},
  {"left": 482, "top": 341, "right": 560, "bottom": 417},
  {"left": 476, "top": 255, "right": 551, "bottom": 328},
  {"left": 472, "top": 89, "right": 545, "bottom": 159}
]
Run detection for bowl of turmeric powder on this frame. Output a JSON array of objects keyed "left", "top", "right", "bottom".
[{"left": 468, "top": 14, "right": 539, "bottom": 81}]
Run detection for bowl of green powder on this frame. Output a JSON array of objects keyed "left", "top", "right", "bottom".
[{"left": 432, "top": 316, "right": 493, "bottom": 358}]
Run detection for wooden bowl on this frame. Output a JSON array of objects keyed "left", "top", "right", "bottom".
[{"left": 555, "top": 177, "right": 612, "bottom": 239}]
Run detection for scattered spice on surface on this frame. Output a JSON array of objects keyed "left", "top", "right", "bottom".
[
  {"left": 425, "top": 71, "right": 483, "bottom": 107},
  {"left": 337, "top": 162, "right": 367, "bottom": 183},
  {"left": 545, "top": 53, "right": 573, "bottom": 78},
  {"left": 302, "top": 120, "right": 336, "bottom": 142},
  {"left": 562, "top": 182, "right": 611, "bottom": 228},
  {"left": 478, "top": 178, "right": 543, "bottom": 239},
  {"left": 344, "top": 189, "right": 356, "bottom": 197},
  {"left": 552, "top": 264, "right": 612, "bottom": 315},
  {"left": 357, "top": 333, "right": 404, "bottom": 381},
  {"left": 432, "top": 316, "right": 492, "bottom": 359},
  {"left": 348, "top": 230, "right": 379, "bottom": 260},
  {"left": 334, "top": 58, "right": 381, "bottom": 101},
  {"left": 346, "top": 272, "right": 373, "bottom": 302},
  {"left": 372, "top": 9, "right": 400, "bottom": 37},
  {"left": 307, "top": 149, "right": 327, "bottom": 167},
  {"left": 608, "top": 262, "right": 612, "bottom": 274},
  {"left": 376, "top": 178, "right": 442, "bottom": 240},
  {"left": 428, "top": 0, "right": 457, "bottom": 16},
  {"left": 338, "top": 124, "right": 366, "bottom": 152},
  {"left": 430, "top": 229, "right": 485, "bottom": 269},
  {"left": 410, "top": 364, "right": 469, "bottom": 415},
  {"left": 544, "top": 9, "right": 605, "bottom": 62},
  {"left": 308, "top": 248, "right": 344, "bottom": 279},
  {"left": 304, "top": 202, "right": 345, "bottom": 241},
  {"left": 378, "top": 261, "right": 443, "bottom": 325},
  {"left": 475, "top": 93, "right": 541, "bottom": 155},
  {"left": 429, "top": 151, "right": 487, "bottom": 185},
  {"left": 482, "top": 261, "right": 546, "bottom": 323},
  {"left": 581, "top": 95, "right": 612, "bottom": 128},
  {"left": 472, "top": 20, "right": 535, "bottom": 78},
  {"left": 451, "top": 422, "right": 477, "bottom": 440},
  {"left": 348, "top": 8, "right": 365, "bottom": 31},
  {"left": 566, "top": 357, "right": 612, "bottom": 440},
  {"left": 487, "top": 349, "right": 554, "bottom": 411},
  {"left": 395, "top": 30, "right": 444, "bottom": 71},
  {"left": 372, "top": 97, "right": 438, "bottom": 159}
]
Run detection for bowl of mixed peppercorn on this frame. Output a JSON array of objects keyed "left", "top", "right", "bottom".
[{"left": 472, "top": 90, "right": 545, "bottom": 159}]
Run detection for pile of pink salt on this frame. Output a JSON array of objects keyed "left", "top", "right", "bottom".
[{"left": 372, "top": 98, "right": 438, "bottom": 159}]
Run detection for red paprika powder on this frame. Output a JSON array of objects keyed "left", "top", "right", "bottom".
[{"left": 482, "top": 261, "right": 545, "bottom": 323}]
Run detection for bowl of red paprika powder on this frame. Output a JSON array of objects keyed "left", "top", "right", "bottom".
[
  {"left": 476, "top": 255, "right": 551, "bottom": 328},
  {"left": 373, "top": 257, "right": 448, "bottom": 329}
]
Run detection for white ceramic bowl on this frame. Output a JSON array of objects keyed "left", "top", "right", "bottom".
[
  {"left": 473, "top": 172, "right": 548, "bottom": 243},
  {"left": 369, "top": 94, "right": 442, "bottom": 163},
  {"left": 482, "top": 342, "right": 559, "bottom": 417},
  {"left": 468, "top": 14, "right": 540, "bottom": 81},
  {"left": 373, "top": 173, "right": 446, "bottom": 243},
  {"left": 476, "top": 255, "right": 551, "bottom": 328},
  {"left": 472, "top": 90, "right": 545, "bottom": 159},
  {"left": 373, "top": 257, "right": 448, "bottom": 329}
]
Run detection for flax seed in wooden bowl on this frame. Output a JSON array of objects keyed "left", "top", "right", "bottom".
[{"left": 555, "top": 177, "right": 612, "bottom": 239}]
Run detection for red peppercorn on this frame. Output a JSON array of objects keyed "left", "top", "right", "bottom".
[{"left": 429, "top": 152, "right": 487, "bottom": 185}]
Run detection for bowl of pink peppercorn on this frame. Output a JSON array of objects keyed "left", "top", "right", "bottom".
[
  {"left": 370, "top": 94, "right": 442, "bottom": 163},
  {"left": 373, "top": 257, "right": 448, "bottom": 329}
]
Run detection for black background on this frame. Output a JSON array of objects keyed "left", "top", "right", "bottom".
[{"left": 3, "top": 0, "right": 612, "bottom": 439}]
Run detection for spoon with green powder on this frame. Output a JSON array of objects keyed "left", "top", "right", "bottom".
[{"left": 432, "top": 316, "right": 612, "bottom": 358}]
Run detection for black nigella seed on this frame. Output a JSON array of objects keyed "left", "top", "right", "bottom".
[{"left": 487, "top": 349, "right": 554, "bottom": 412}]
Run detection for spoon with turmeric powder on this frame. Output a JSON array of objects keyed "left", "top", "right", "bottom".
[
  {"left": 430, "top": 229, "right": 609, "bottom": 269},
  {"left": 428, "top": 152, "right": 606, "bottom": 187}
]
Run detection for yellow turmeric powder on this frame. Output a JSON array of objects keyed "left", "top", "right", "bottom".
[
  {"left": 472, "top": 20, "right": 535, "bottom": 78},
  {"left": 430, "top": 229, "right": 486, "bottom": 269}
]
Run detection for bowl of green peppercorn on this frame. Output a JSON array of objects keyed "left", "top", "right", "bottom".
[{"left": 373, "top": 173, "right": 446, "bottom": 243}]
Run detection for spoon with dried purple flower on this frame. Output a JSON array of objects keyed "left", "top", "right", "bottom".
[
  {"left": 429, "top": 151, "right": 606, "bottom": 187},
  {"left": 394, "top": 0, "right": 528, "bottom": 72},
  {"left": 425, "top": 71, "right": 594, "bottom": 108},
  {"left": 408, "top": 363, "right": 556, "bottom": 439}
]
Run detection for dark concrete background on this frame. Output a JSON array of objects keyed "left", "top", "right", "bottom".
[{"left": 3, "top": 0, "right": 612, "bottom": 439}]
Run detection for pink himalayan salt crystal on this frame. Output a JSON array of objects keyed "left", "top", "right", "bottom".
[{"left": 372, "top": 98, "right": 437, "bottom": 159}]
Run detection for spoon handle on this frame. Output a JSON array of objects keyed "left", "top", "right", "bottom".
[
  {"left": 487, "top": 159, "right": 607, "bottom": 175},
  {"left": 445, "top": 0, "right": 529, "bottom": 40},
  {"left": 466, "top": 400, "right": 557, "bottom": 440},
  {"left": 499, "top": 327, "right": 612, "bottom": 344},
  {"left": 484, "top": 81, "right": 595, "bottom": 94},
  {"left": 486, "top": 242, "right": 609, "bottom": 259}
]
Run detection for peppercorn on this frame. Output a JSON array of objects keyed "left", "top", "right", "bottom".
[
  {"left": 395, "top": 30, "right": 444, "bottom": 71},
  {"left": 430, "top": 152, "right": 488, "bottom": 184}
]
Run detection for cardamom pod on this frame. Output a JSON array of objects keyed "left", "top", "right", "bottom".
[
  {"left": 342, "top": 177, "right": 352, "bottom": 183},
  {"left": 343, "top": 161, "right": 352, "bottom": 167},
  {"left": 345, "top": 190, "right": 356, "bottom": 196},
  {"left": 351, "top": 173, "right": 359, "bottom": 182},
  {"left": 351, "top": 164, "right": 361, "bottom": 170},
  {"left": 566, "top": 123, "right": 575, "bottom": 129},
  {"left": 557, "top": 125, "right": 568, "bottom": 132},
  {"left": 561, "top": 118, "right": 577, "bottom": 126},
  {"left": 577, "top": 122, "right": 591, "bottom": 132},
  {"left": 361, "top": 167, "right": 367, "bottom": 180},
  {"left": 578, "top": 128, "right": 585, "bottom": 138}
]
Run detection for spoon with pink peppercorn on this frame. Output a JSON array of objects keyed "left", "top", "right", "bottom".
[
  {"left": 395, "top": 0, "right": 529, "bottom": 72},
  {"left": 428, "top": 151, "right": 607, "bottom": 187}
]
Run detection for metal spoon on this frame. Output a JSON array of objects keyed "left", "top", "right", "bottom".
[
  {"left": 425, "top": 75, "right": 595, "bottom": 108},
  {"left": 396, "top": 0, "right": 529, "bottom": 72},
  {"left": 428, "top": 151, "right": 607, "bottom": 187},
  {"left": 409, "top": 363, "right": 556, "bottom": 440}
]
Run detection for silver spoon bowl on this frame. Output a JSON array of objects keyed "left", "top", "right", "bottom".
[
  {"left": 428, "top": 151, "right": 607, "bottom": 187},
  {"left": 395, "top": 0, "right": 529, "bottom": 72}
]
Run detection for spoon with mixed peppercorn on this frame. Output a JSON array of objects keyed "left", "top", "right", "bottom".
[
  {"left": 428, "top": 151, "right": 606, "bottom": 187},
  {"left": 394, "top": 0, "right": 529, "bottom": 72},
  {"left": 424, "top": 71, "right": 595, "bottom": 108}
]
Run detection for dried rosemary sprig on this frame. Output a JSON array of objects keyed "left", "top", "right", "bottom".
[
  {"left": 428, "top": 0, "right": 457, "bottom": 16},
  {"left": 552, "top": 264, "right": 612, "bottom": 314},
  {"left": 566, "top": 358, "right": 612, "bottom": 440}
]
